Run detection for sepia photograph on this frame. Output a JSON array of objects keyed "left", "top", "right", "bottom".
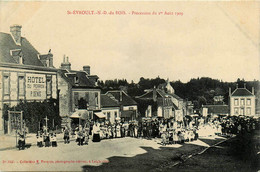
[{"left": 0, "top": 1, "right": 259, "bottom": 171}]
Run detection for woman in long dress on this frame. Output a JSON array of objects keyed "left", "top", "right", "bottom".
[
  {"left": 116, "top": 124, "right": 121, "bottom": 138},
  {"left": 92, "top": 123, "right": 101, "bottom": 142}
]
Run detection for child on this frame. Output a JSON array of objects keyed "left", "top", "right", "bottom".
[
  {"left": 51, "top": 133, "right": 57, "bottom": 147},
  {"left": 44, "top": 131, "right": 50, "bottom": 147},
  {"left": 161, "top": 131, "right": 167, "bottom": 146},
  {"left": 169, "top": 131, "right": 173, "bottom": 145},
  {"left": 37, "top": 134, "right": 43, "bottom": 147},
  {"left": 63, "top": 127, "right": 70, "bottom": 144},
  {"left": 18, "top": 132, "right": 25, "bottom": 150},
  {"left": 173, "top": 131, "right": 178, "bottom": 144}
]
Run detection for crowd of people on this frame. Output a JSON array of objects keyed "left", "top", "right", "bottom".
[
  {"left": 16, "top": 114, "right": 260, "bottom": 150},
  {"left": 67, "top": 115, "right": 260, "bottom": 146},
  {"left": 65, "top": 118, "right": 200, "bottom": 146}
]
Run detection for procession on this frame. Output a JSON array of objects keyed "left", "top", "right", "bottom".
[
  {"left": 15, "top": 114, "right": 259, "bottom": 152},
  {"left": 0, "top": 2, "right": 259, "bottom": 171}
]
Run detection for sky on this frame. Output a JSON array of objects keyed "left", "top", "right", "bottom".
[{"left": 0, "top": 1, "right": 259, "bottom": 83}]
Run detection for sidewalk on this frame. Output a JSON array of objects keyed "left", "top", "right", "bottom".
[{"left": 0, "top": 133, "right": 76, "bottom": 151}]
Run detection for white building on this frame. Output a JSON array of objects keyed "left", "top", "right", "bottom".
[{"left": 229, "top": 85, "right": 256, "bottom": 116}]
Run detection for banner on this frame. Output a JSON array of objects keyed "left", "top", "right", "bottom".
[
  {"left": 26, "top": 74, "right": 46, "bottom": 100},
  {"left": 202, "top": 108, "right": 208, "bottom": 117}
]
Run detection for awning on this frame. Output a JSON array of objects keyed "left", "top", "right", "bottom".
[
  {"left": 95, "top": 112, "right": 106, "bottom": 118},
  {"left": 70, "top": 110, "right": 88, "bottom": 119}
]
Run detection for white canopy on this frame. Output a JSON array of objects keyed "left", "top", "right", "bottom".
[
  {"left": 70, "top": 110, "right": 88, "bottom": 119},
  {"left": 95, "top": 112, "right": 106, "bottom": 118}
]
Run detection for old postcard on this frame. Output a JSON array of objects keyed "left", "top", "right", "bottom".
[{"left": 0, "top": 1, "right": 259, "bottom": 171}]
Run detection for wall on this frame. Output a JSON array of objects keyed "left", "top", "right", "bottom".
[
  {"left": 230, "top": 96, "right": 255, "bottom": 116},
  {"left": 102, "top": 107, "right": 120, "bottom": 124},
  {"left": 0, "top": 66, "right": 57, "bottom": 135}
]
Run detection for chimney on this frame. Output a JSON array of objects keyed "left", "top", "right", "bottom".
[
  {"left": 39, "top": 50, "right": 54, "bottom": 67},
  {"left": 10, "top": 25, "right": 22, "bottom": 45},
  {"left": 236, "top": 84, "right": 238, "bottom": 89},
  {"left": 60, "top": 55, "right": 71, "bottom": 70},
  {"left": 244, "top": 83, "right": 246, "bottom": 88},
  {"left": 83, "top": 65, "right": 90, "bottom": 75},
  {"left": 252, "top": 87, "right": 254, "bottom": 95},
  {"left": 229, "top": 87, "right": 231, "bottom": 96}
]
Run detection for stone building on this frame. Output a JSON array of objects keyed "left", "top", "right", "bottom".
[
  {"left": 136, "top": 79, "right": 185, "bottom": 121},
  {"left": 0, "top": 25, "right": 58, "bottom": 134},
  {"left": 57, "top": 57, "right": 101, "bottom": 127}
]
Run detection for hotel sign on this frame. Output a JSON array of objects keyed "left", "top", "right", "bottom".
[{"left": 26, "top": 74, "right": 46, "bottom": 100}]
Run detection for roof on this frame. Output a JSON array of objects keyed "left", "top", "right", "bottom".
[
  {"left": 137, "top": 89, "right": 183, "bottom": 101},
  {"left": 157, "top": 98, "right": 179, "bottom": 109},
  {"left": 203, "top": 105, "right": 229, "bottom": 114},
  {"left": 231, "top": 88, "right": 254, "bottom": 97},
  {"left": 58, "top": 69, "right": 99, "bottom": 88},
  {"left": 136, "top": 90, "right": 163, "bottom": 99},
  {"left": 0, "top": 32, "right": 44, "bottom": 66},
  {"left": 106, "top": 90, "right": 137, "bottom": 106},
  {"left": 101, "top": 94, "right": 120, "bottom": 108}
]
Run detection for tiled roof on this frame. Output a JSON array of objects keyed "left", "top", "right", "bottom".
[
  {"left": 101, "top": 94, "right": 120, "bottom": 108},
  {"left": 58, "top": 69, "right": 98, "bottom": 88},
  {"left": 106, "top": 90, "right": 137, "bottom": 106},
  {"left": 0, "top": 32, "right": 44, "bottom": 66},
  {"left": 168, "top": 93, "right": 183, "bottom": 101},
  {"left": 231, "top": 88, "right": 254, "bottom": 97},
  {"left": 203, "top": 105, "right": 229, "bottom": 114}
]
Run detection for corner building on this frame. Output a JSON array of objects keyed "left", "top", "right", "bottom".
[{"left": 0, "top": 25, "right": 58, "bottom": 134}]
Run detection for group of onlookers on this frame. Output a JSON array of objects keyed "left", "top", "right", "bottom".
[{"left": 16, "top": 115, "right": 259, "bottom": 150}]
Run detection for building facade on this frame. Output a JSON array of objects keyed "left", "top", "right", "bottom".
[
  {"left": 136, "top": 79, "right": 185, "bottom": 121},
  {"left": 101, "top": 94, "right": 120, "bottom": 124},
  {"left": 229, "top": 85, "right": 256, "bottom": 116},
  {"left": 105, "top": 90, "right": 138, "bottom": 121},
  {"left": 0, "top": 25, "right": 58, "bottom": 134},
  {"left": 57, "top": 57, "right": 101, "bottom": 127}
]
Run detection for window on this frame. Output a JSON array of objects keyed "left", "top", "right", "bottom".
[
  {"left": 95, "top": 92, "right": 99, "bottom": 107},
  {"left": 3, "top": 76, "right": 10, "bottom": 95},
  {"left": 74, "top": 92, "right": 79, "bottom": 109},
  {"left": 107, "top": 112, "right": 111, "bottom": 119},
  {"left": 234, "top": 108, "right": 239, "bottom": 115},
  {"left": 46, "top": 77, "right": 52, "bottom": 96},
  {"left": 18, "top": 76, "right": 25, "bottom": 96},
  {"left": 129, "top": 107, "right": 134, "bottom": 110},
  {"left": 85, "top": 92, "right": 89, "bottom": 104},
  {"left": 240, "top": 108, "right": 245, "bottom": 115},
  {"left": 247, "top": 107, "right": 251, "bottom": 115},
  {"left": 247, "top": 99, "right": 251, "bottom": 106},
  {"left": 234, "top": 99, "right": 239, "bottom": 106},
  {"left": 115, "top": 112, "right": 117, "bottom": 118},
  {"left": 241, "top": 98, "right": 245, "bottom": 106}
]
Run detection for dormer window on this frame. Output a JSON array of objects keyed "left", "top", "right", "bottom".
[
  {"left": 19, "top": 56, "right": 23, "bottom": 64},
  {"left": 75, "top": 76, "right": 79, "bottom": 85}
]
